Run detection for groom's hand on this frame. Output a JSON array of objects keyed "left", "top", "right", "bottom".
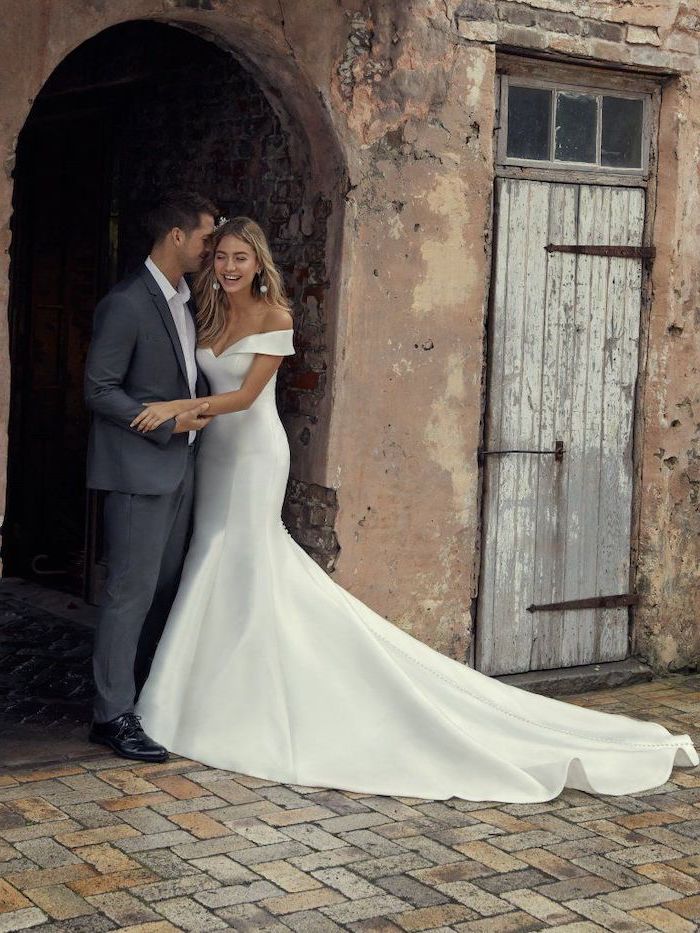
[{"left": 173, "top": 403, "right": 213, "bottom": 434}]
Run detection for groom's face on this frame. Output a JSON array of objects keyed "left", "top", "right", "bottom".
[{"left": 178, "top": 213, "right": 216, "bottom": 274}]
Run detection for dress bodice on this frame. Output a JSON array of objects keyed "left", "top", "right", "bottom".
[{"left": 196, "top": 328, "right": 295, "bottom": 396}]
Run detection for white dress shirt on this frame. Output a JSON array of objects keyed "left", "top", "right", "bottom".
[{"left": 145, "top": 256, "right": 198, "bottom": 444}]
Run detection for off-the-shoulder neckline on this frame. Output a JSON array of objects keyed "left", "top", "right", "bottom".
[{"left": 202, "top": 328, "right": 293, "bottom": 359}]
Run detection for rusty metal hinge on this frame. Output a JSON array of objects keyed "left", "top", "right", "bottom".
[
  {"left": 546, "top": 243, "right": 656, "bottom": 262},
  {"left": 479, "top": 440, "right": 564, "bottom": 465},
  {"left": 527, "top": 593, "right": 639, "bottom": 613}
]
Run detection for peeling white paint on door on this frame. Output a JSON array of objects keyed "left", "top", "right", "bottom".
[{"left": 477, "top": 178, "right": 645, "bottom": 676}]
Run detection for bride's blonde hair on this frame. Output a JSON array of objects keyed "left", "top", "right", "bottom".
[{"left": 194, "top": 216, "right": 291, "bottom": 347}]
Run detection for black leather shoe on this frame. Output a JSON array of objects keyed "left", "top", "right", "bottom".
[{"left": 89, "top": 712, "right": 169, "bottom": 762}]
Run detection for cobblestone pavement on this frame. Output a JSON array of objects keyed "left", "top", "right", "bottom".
[{"left": 0, "top": 677, "right": 698, "bottom": 932}]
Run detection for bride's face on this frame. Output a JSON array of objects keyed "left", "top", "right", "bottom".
[{"left": 213, "top": 235, "right": 261, "bottom": 297}]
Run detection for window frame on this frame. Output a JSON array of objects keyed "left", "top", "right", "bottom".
[{"left": 498, "top": 74, "right": 651, "bottom": 177}]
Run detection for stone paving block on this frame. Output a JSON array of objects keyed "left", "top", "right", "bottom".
[
  {"left": 491, "top": 830, "right": 563, "bottom": 852},
  {"left": 320, "top": 893, "right": 409, "bottom": 923},
  {"left": 128, "top": 873, "right": 222, "bottom": 902},
  {"left": 290, "top": 846, "right": 370, "bottom": 872},
  {"left": 452, "top": 912, "right": 544, "bottom": 932},
  {"left": 381, "top": 902, "right": 478, "bottom": 930},
  {"left": 318, "top": 813, "right": 392, "bottom": 833},
  {"left": 352, "top": 853, "right": 433, "bottom": 880},
  {"left": 152, "top": 796, "right": 226, "bottom": 817},
  {"left": 550, "top": 836, "right": 622, "bottom": 858},
  {"left": 639, "top": 826, "right": 700, "bottom": 856},
  {"left": 608, "top": 844, "right": 684, "bottom": 866},
  {"left": 428, "top": 823, "right": 504, "bottom": 845},
  {"left": 68, "top": 868, "right": 159, "bottom": 897},
  {"left": 189, "top": 854, "right": 260, "bottom": 884},
  {"left": 468, "top": 809, "right": 537, "bottom": 833},
  {"left": 307, "top": 791, "right": 373, "bottom": 816},
  {"left": 63, "top": 802, "right": 125, "bottom": 827},
  {"left": 0, "top": 906, "right": 47, "bottom": 931},
  {"left": 399, "top": 835, "right": 467, "bottom": 865},
  {"left": 536, "top": 873, "right": 619, "bottom": 900},
  {"left": 602, "top": 881, "right": 684, "bottom": 909},
  {"left": 115, "top": 808, "right": 179, "bottom": 836},
  {"left": 154, "top": 894, "right": 230, "bottom": 930},
  {"left": 36, "top": 916, "right": 117, "bottom": 933},
  {"left": 84, "top": 890, "right": 161, "bottom": 925},
  {"left": 6, "top": 798, "right": 67, "bottom": 824},
  {"left": 565, "top": 895, "right": 652, "bottom": 930},
  {"left": 171, "top": 834, "right": 250, "bottom": 860},
  {"left": 215, "top": 901, "right": 291, "bottom": 930},
  {"left": 635, "top": 860, "right": 700, "bottom": 894},
  {"left": 98, "top": 771, "right": 160, "bottom": 796},
  {"left": 282, "top": 823, "right": 351, "bottom": 851},
  {"left": 476, "top": 866, "right": 553, "bottom": 893},
  {"left": 374, "top": 819, "right": 440, "bottom": 840},
  {"left": 375, "top": 873, "right": 449, "bottom": 907},
  {"left": 25, "top": 882, "right": 95, "bottom": 919},
  {"left": 4, "top": 863, "right": 97, "bottom": 891},
  {"left": 232, "top": 841, "right": 313, "bottom": 865},
  {"left": 409, "top": 860, "right": 493, "bottom": 885},
  {"left": 338, "top": 830, "right": 407, "bottom": 858},
  {"left": 436, "top": 880, "right": 516, "bottom": 916},
  {"left": 261, "top": 886, "right": 347, "bottom": 915},
  {"left": 630, "top": 905, "right": 698, "bottom": 932},
  {"left": 572, "top": 853, "right": 650, "bottom": 887},
  {"left": 117, "top": 924, "right": 180, "bottom": 933},
  {"left": 260, "top": 805, "right": 336, "bottom": 826},
  {"left": 14, "top": 837, "right": 81, "bottom": 868},
  {"left": 502, "top": 887, "right": 578, "bottom": 924},
  {"left": 666, "top": 894, "right": 700, "bottom": 921},
  {"left": 106, "top": 829, "right": 193, "bottom": 855},
  {"left": 56, "top": 825, "right": 139, "bottom": 848},
  {"left": 348, "top": 919, "right": 405, "bottom": 933},
  {"left": 359, "top": 797, "right": 426, "bottom": 822},
  {"left": 514, "top": 846, "right": 589, "bottom": 879},
  {"left": 0, "top": 858, "right": 38, "bottom": 876},
  {"left": 131, "top": 848, "right": 202, "bottom": 879},
  {"left": 311, "top": 865, "right": 382, "bottom": 899},
  {"left": 453, "top": 841, "right": 528, "bottom": 872},
  {"left": 169, "top": 811, "right": 233, "bottom": 839},
  {"left": 0, "top": 877, "right": 32, "bottom": 911},
  {"left": 194, "top": 879, "right": 284, "bottom": 907},
  {"left": 189, "top": 778, "right": 261, "bottom": 806},
  {"left": 100, "top": 794, "right": 172, "bottom": 814},
  {"left": 254, "top": 858, "right": 322, "bottom": 892},
  {"left": 1, "top": 819, "right": 83, "bottom": 844},
  {"left": 151, "top": 776, "right": 210, "bottom": 800},
  {"left": 282, "top": 908, "right": 348, "bottom": 931}
]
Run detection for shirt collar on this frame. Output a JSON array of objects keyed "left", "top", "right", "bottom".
[{"left": 145, "top": 256, "right": 190, "bottom": 304}]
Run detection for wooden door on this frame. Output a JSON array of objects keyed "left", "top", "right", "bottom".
[
  {"left": 477, "top": 178, "right": 645, "bottom": 675},
  {"left": 5, "top": 110, "right": 110, "bottom": 596}
]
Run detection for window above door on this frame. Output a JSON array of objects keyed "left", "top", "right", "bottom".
[{"left": 498, "top": 75, "right": 650, "bottom": 177}]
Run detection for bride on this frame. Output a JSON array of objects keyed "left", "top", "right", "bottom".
[{"left": 133, "top": 217, "right": 698, "bottom": 803}]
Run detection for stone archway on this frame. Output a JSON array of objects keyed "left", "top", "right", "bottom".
[{"left": 2, "top": 14, "right": 346, "bottom": 598}]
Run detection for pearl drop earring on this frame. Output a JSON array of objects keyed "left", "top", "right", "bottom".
[
  {"left": 258, "top": 270, "right": 268, "bottom": 295},
  {"left": 212, "top": 281, "right": 220, "bottom": 291}
]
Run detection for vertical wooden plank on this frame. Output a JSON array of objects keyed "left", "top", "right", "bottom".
[
  {"left": 530, "top": 182, "right": 577, "bottom": 670},
  {"left": 595, "top": 187, "right": 644, "bottom": 660}
]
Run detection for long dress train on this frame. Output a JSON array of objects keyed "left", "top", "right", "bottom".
[{"left": 137, "top": 329, "right": 698, "bottom": 802}]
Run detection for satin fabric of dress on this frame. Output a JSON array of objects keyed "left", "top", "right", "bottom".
[{"left": 137, "top": 328, "right": 698, "bottom": 802}]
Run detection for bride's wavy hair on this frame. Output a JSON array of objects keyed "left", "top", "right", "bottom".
[{"left": 194, "top": 216, "right": 291, "bottom": 347}]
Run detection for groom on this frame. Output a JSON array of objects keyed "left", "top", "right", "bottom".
[{"left": 84, "top": 191, "right": 218, "bottom": 761}]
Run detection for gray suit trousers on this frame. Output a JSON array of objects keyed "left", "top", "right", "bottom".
[{"left": 92, "top": 446, "right": 196, "bottom": 723}]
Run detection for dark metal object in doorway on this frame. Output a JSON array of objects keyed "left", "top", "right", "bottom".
[
  {"left": 527, "top": 593, "right": 640, "bottom": 613},
  {"left": 479, "top": 439, "right": 564, "bottom": 464}
]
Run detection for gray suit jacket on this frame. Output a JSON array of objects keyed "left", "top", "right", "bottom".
[{"left": 85, "top": 264, "right": 207, "bottom": 494}]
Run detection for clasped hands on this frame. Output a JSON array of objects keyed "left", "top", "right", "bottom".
[{"left": 131, "top": 399, "right": 213, "bottom": 434}]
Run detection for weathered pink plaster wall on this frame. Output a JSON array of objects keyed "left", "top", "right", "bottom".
[{"left": 0, "top": 0, "right": 698, "bottom": 670}]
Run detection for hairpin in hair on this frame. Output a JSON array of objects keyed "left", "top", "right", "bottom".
[{"left": 215, "top": 216, "right": 229, "bottom": 230}]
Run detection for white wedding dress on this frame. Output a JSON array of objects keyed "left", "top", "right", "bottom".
[{"left": 137, "top": 329, "right": 698, "bottom": 802}]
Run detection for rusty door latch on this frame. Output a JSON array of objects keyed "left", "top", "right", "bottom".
[
  {"left": 479, "top": 439, "right": 564, "bottom": 465},
  {"left": 545, "top": 243, "right": 656, "bottom": 266},
  {"left": 527, "top": 593, "right": 639, "bottom": 613}
]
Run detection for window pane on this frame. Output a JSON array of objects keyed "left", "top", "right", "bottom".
[
  {"left": 506, "top": 85, "right": 551, "bottom": 160},
  {"left": 555, "top": 91, "right": 597, "bottom": 163},
  {"left": 601, "top": 96, "right": 643, "bottom": 168}
]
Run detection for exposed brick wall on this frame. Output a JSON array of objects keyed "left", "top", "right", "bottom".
[{"left": 454, "top": 0, "right": 699, "bottom": 69}]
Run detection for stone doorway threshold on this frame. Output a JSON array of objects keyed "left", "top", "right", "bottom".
[{"left": 497, "top": 658, "right": 654, "bottom": 696}]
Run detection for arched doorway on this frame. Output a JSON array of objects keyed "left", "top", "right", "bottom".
[{"left": 4, "top": 19, "right": 336, "bottom": 601}]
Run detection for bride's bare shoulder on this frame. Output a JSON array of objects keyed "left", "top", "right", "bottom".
[{"left": 263, "top": 304, "right": 293, "bottom": 332}]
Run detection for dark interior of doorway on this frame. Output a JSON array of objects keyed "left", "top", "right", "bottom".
[{"left": 4, "top": 20, "right": 304, "bottom": 601}]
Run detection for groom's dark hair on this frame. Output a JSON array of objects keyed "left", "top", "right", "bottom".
[{"left": 145, "top": 190, "right": 219, "bottom": 245}]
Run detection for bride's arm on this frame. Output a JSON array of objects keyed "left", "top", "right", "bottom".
[{"left": 132, "top": 353, "right": 284, "bottom": 431}]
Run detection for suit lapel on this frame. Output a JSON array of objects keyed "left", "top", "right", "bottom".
[{"left": 141, "top": 266, "right": 189, "bottom": 385}]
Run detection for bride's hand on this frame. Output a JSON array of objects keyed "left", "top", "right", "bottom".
[{"left": 131, "top": 399, "right": 201, "bottom": 433}]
